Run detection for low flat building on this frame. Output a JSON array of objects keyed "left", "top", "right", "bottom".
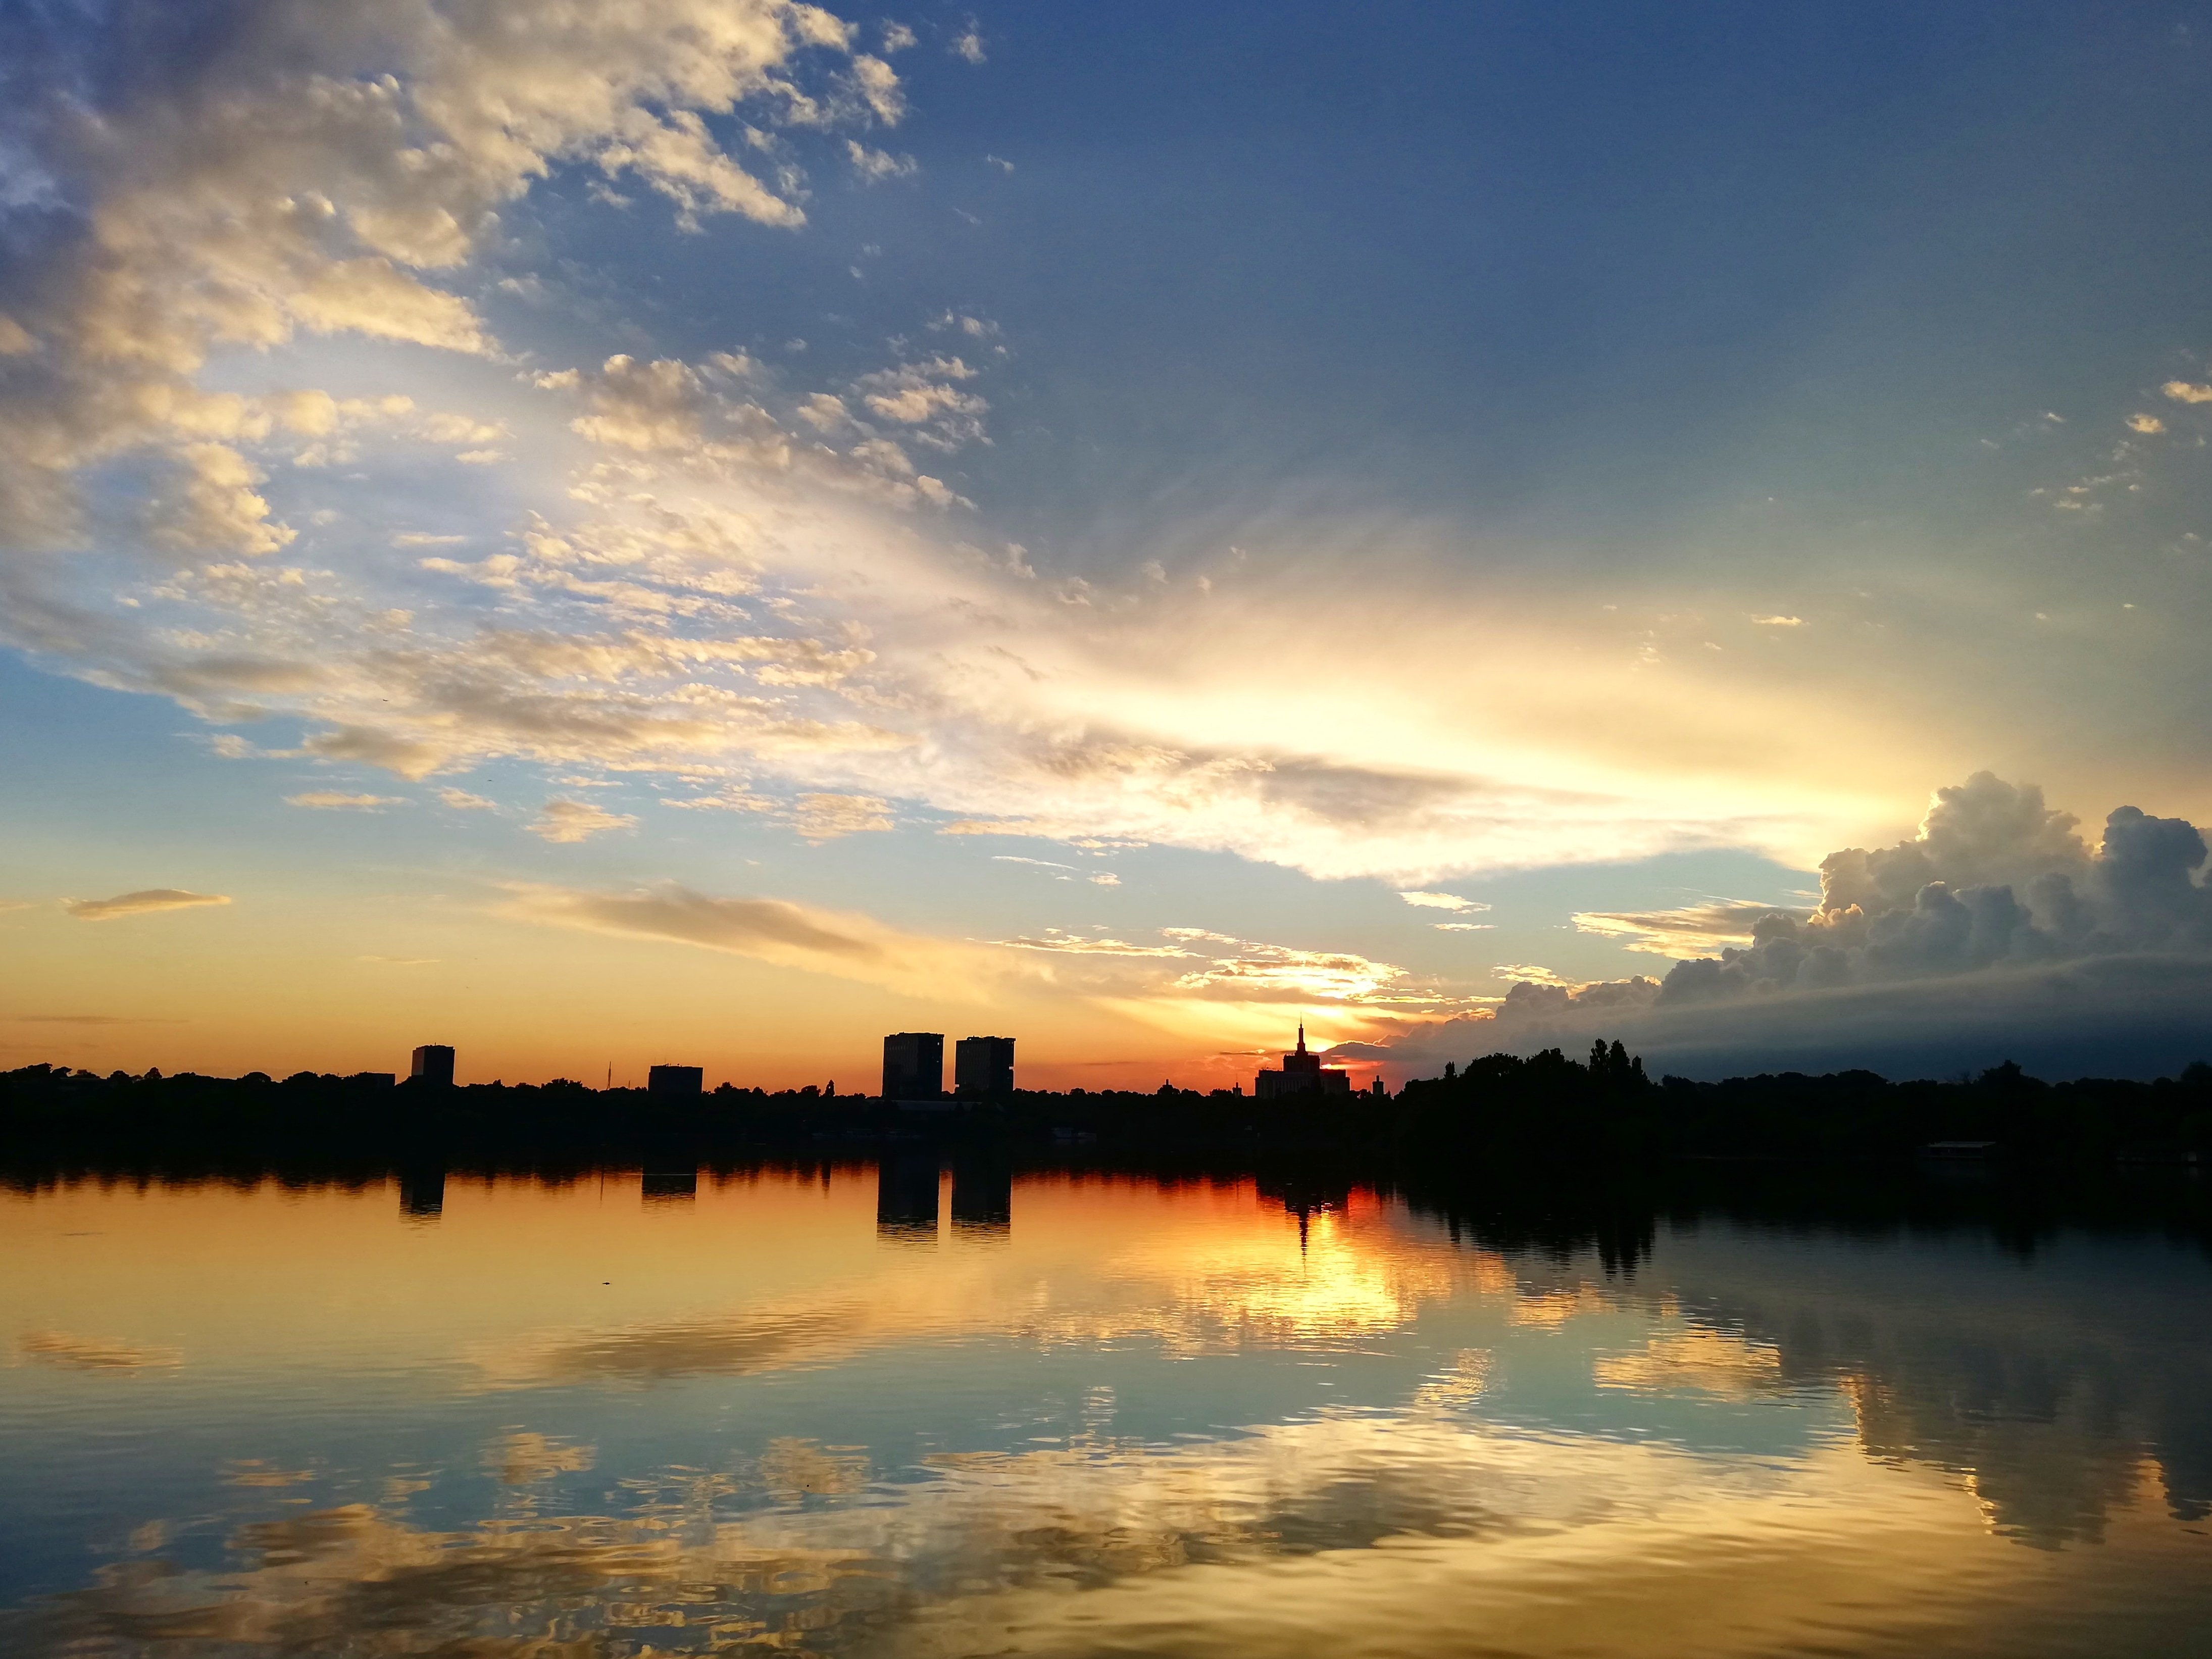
[{"left": 1255, "top": 1025, "right": 1352, "bottom": 1100}]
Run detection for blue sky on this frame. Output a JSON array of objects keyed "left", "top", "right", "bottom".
[{"left": 4, "top": 0, "right": 2212, "bottom": 1084}]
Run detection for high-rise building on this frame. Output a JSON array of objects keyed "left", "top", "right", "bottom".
[
  {"left": 1254, "top": 1025, "right": 1351, "bottom": 1100},
  {"left": 882, "top": 1032, "right": 944, "bottom": 1100},
  {"left": 647, "top": 1065, "right": 702, "bottom": 1099},
  {"left": 410, "top": 1044, "right": 455, "bottom": 1087},
  {"left": 953, "top": 1035, "right": 1016, "bottom": 1097}
]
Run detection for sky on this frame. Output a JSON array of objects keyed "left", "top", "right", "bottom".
[{"left": 6, "top": 0, "right": 2212, "bottom": 1087}]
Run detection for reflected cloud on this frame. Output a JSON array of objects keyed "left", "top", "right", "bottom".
[
  {"left": 471, "top": 1200, "right": 1479, "bottom": 1389},
  {"left": 487, "top": 1431, "right": 594, "bottom": 1486},
  {"left": 7, "top": 1410, "right": 2170, "bottom": 1659},
  {"left": 1592, "top": 1329, "right": 1785, "bottom": 1399},
  {"left": 16, "top": 1330, "right": 181, "bottom": 1371}
]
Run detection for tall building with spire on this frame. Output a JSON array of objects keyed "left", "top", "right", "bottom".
[{"left": 1254, "top": 1024, "right": 1352, "bottom": 1099}]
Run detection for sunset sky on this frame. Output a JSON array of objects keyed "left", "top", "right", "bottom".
[{"left": 7, "top": 1, "right": 2212, "bottom": 1087}]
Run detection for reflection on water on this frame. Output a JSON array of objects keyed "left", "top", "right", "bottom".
[{"left": 3, "top": 1162, "right": 2210, "bottom": 1656}]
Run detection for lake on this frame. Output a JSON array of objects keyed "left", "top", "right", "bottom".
[{"left": 3, "top": 1159, "right": 2209, "bottom": 1656}]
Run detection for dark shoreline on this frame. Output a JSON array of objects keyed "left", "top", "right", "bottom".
[{"left": 10, "top": 1044, "right": 2210, "bottom": 1170}]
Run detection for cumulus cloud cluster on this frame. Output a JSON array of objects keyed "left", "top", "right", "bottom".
[
  {"left": 0, "top": 0, "right": 901, "bottom": 552},
  {"left": 1367, "top": 774, "right": 2212, "bottom": 1078},
  {"left": 1651, "top": 772, "right": 2209, "bottom": 1002}
]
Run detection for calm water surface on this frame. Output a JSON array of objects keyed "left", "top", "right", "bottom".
[{"left": 4, "top": 1163, "right": 2210, "bottom": 1656}]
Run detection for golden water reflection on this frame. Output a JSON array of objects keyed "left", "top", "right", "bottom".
[{"left": 4, "top": 1168, "right": 2211, "bottom": 1654}]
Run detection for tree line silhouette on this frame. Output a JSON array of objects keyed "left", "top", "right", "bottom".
[{"left": 6, "top": 1040, "right": 2211, "bottom": 1166}]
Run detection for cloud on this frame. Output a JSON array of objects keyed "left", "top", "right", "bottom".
[
  {"left": 792, "top": 792, "right": 894, "bottom": 838},
  {"left": 1751, "top": 615, "right": 1804, "bottom": 628},
  {"left": 528, "top": 798, "right": 638, "bottom": 843},
  {"left": 1573, "top": 900, "right": 1811, "bottom": 957},
  {"left": 438, "top": 787, "right": 499, "bottom": 810},
  {"left": 1364, "top": 772, "right": 2212, "bottom": 1079},
  {"left": 1398, "top": 891, "right": 1489, "bottom": 913},
  {"left": 2127, "top": 413, "right": 2167, "bottom": 434},
  {"left": 951, "top": 27, "right": 988, "bottom": 64},
  {"left": 0, "top": 1, "right": 2103, "bottom": 909},
  {"left": 846, "top": 141, "right": 919, "bottom": 182},
  {"left": 285, "top": 790, "right": 404, "bottom": 811},
  {"left": 1171, "top": 943, "right": 1418, "bottom": 1004},
  {"left": 496, "top": 881, "right": 1023, "bottom": 999},
  {"left": 2161, "top": 381, "right": 2212, "bottom": 404},
  {"left": 1493, "top": 964, "right": 1577, "bottom": 987},
  {"left": 997, "top": 930, "right": 1196, "bottom": 959},
  {"left": 63, "top": 889, "right": 232, "bottom": 922},
  {"left": 0, "top": 0, "right": 892, "bottom": 552}
]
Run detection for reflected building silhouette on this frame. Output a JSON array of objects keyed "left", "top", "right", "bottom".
[
  {"left": 396, "top": 1166, "right": 444, "bottom": 1222},
  {"left": 949, "top": 1155, "right": 1012, "bottom": 1236},
  {"left": 641, "top": 1168, "right": 697, "bottom": 1203},
  {"left": 876, "top": 1150, "right": 941, "bottom": 1239}
]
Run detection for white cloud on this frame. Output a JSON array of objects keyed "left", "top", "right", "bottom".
[
  {"left": 1494, "top": 964, "right": 1577, "bottom": 986},
  {"left": 2162, "top": 380, "right": 2212, "bottom": 404},
  {"left": 792, "top": 792, "right": 894, "bottom": 838},
  {"left": 438, "top": 788, "right": 499, "bottom": 810},
  {"left": 528, "top": 798, "right": 639, "bottom": 843},
  {"left": 63, "top": 889, "right": 232, "bottom": 922},
  {"left": 0, "top": 0, "right": 891, "bottom": 551},
  {"left": 2127, "top": 413, "right": 2167, "bottom": 434},
  {"left": 846, "top": 141, "right": 919, "bottom": 182},
  {"left": 1398, "top": 891, "right": 1488, "bottom": 913},
  {"left": 285, "top": 790, "right": 405, "bottom": 811},
  {"left": 1573, "top": 900, "right": 1811, "bottom": 957}
]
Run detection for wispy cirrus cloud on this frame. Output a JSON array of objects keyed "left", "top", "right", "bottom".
[
  {"left": 1573, "top": 900, "right": 1810, "bottom": 957},
  {"left": 496, "top": 881, "right": 1028, "bottom": 1000},
  {"left": 285, "top": 790, "right": 405, "bottom": 811},
  {"left": 528, "top": 798, "right": 638, "bottom": 843},
  {"left": 63, "top": 889, "right": 231, "bottom": 922}
]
